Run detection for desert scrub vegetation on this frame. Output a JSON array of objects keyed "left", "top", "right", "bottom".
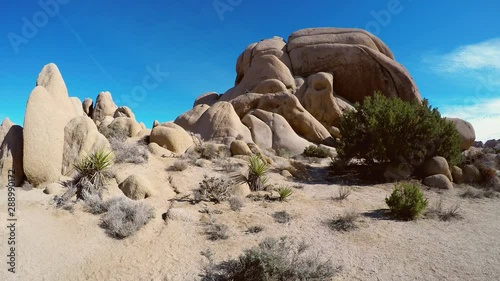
[
  {"left": 302, "top": 145, "right": 331, "bottom": 158},
  {"left": 201, "top": 236, "right": 339, "bottom": 281},
  {"left": 109, "top": 137, "right": 149, "bottom": 164},
  {"left": 205, "top": 220, "right": 229, "bottom": 241},
  {"left": 233, "top": 154, "right": 269, "bottom": 191},
  {"left": 195, "top": 175, "right": 232, "bottom": 203},
  {"left": 228, "top": 196, "right": 245, "bottom": 211},
  {"left": 338, "top": 92, "right": 462, "bottom": 169},
  {"left": 328, "top": 209, "right": 360, "bottom": 232},
  {"left": 101, "top": 196, "right": 155, "bottom": 239},
  {"left": 246, "top": 225, "right": 264, "bottom": 234},
  {"left": 425, "top": 197, "right": 462, "bottom": 221},
  {"left": 277, "top": 186, "right": 293, "bottom": 202},
  {"left": 273, "top": 211, "right": 292, "bottom": 224},
  {"left": 334, "top": 186, "right": 351, "bottom": 200},
  {"left": 460, "top": 186, "right": 497, "bottom": 199},
  {"left": 386, "top": 182, "right": 428, "bottom": 220},
  {"left": 73, "top": 149, "right": 114, "bottom": 199},
  {"left": 169, "top": 159, "right": 189, "bottom": 171},
  {"left": 99, "top": 124, "right": 129, "bottom": 141},
  {"left": 190, "top": 142, "right": 231, "bottom": 161}
]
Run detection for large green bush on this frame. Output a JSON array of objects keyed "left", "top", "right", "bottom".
[
  {"left": 338, "top": 92, "right": 461, "bottom": 169},
  {"left": 385, "top": 182, "right": 428, "bottom": 220}
]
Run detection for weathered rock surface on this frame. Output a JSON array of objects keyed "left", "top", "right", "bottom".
[
  {"left": 150, "top": 122, "right": 193, "bottom": 154},
  {"left": 93, "top": 91, "right": 118, "bottom": 124},
  {"left": 107, "top": 117, "right": 142, "bottom": 138},
  {"left": 24, "top": 64, "right": 79, "bottom": 187},
  {"left": 0, "top": 118, "right": 24, "bottom": 186},
  {"left": 83, "top": 98, "right": 94, "bottom": 117},
  {"left": 422, "top": 156, "right": 453, "bottom": 182},
  {"left": 462, "top": 165, "right": 482, "bottom": 183},
  {"left": 251, "top": 109, "right": 311, "bottom": 155},
  {"left": 230, "top": 140, "right": 252, "bottom": 156},
  {"left": 423, "top": 174, "right": 453, "bottom": 190},
  {"left": 287, "top": 28, "right": 420, "bottom": 103},
  {"left": 174, "top": 104, "right": 210, "bottom": 132},
  {"left": 193, "top": 92, "right": 220, "bottom": 107},
  {"left": 446, "top": 118, "right": 476, "bottom": 150},
  {"left": 62, "top": 116, "right": 110, "bottom": 176},
  {"left": 119, "top": 174, "right": 153, "bottom": 200},
  {"left": 191, "top": 102, "right": 252, "bottom": 143},
  {"left": 114, "top": 106, "right": 135, "bottom": 119}
]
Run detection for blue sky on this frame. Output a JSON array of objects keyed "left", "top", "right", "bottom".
[{"left": 1, "top": 0, "right": 499, "bottom": 141}]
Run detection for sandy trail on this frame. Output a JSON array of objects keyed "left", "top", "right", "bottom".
[{"left": 1, "top": 160, "right": 500, "bottom": 281}]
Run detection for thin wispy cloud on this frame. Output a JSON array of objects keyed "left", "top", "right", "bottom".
[
  {"left": 432, "top": 38, "right": 500, "bottom": 72},
  {"left": 441, "top": 97, "right": 500, "bottom": 142},
  {"left": 425, "top": 39, "right": 500, "bottom": 142}
]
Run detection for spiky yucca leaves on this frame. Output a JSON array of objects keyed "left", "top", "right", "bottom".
[
  {"left": 277, "top": 186, "right": 293, "bottom": 202},
  {"left": 248, "top": 154, "right": 269, "bottom": 191},
  {"left": 233, "top": 154, "right": 269, "bottom": 192},
  {"left": 73, "top": 149, "right": 114, "bottom": 199}
]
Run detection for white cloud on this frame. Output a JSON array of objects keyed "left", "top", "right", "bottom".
[
  {"left": 441, "top": 98, "right": 500, "bottom": 142},
  {"left": 434, "top": 38, "right": 500, "bottom": 72}
]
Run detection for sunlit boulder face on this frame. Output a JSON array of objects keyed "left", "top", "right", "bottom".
[
  {"left": 175, "top": 27, "right": 427, "bottom": 155},
  {"left": 23, "top": 63, "right": 81, "bottom": 187}
]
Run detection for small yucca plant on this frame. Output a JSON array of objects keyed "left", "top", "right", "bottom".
[
  {"left": 233, "top": 154, "right": 269, "bottom": 191},
  {"left": 277, "top": 186, "right": 293, "bottom": 202},
  {"left": 74, "top": 149, "right": 114, "bottom": 199}
]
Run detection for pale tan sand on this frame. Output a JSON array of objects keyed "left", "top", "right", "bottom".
[{"left": 1, "top": 156, "right": 500, "bottom": 281}]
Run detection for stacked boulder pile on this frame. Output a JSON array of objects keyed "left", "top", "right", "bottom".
[{"left": 0, "top": 27, "right": 487, "bottom": 193}]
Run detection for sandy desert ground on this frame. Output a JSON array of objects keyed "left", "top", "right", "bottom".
[{"left": 1, "top": 150, "right": 500, "bottom": 281}]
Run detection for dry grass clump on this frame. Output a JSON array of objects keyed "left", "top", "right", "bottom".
[
  {"left": 169, "top": 160, "right": 189, "bottom": 171},
  {"left": 228, "top": 196, "right": 245, "bottom": 211},
  {"left": 246, "top": 225, "right": 264, "bottom": 234},
  {"left": 101, "top": 196, "right": 155, "bottom": 239},
  {"left": 460, "top": 186, "right": 497, "bottom": 199},
  {"left": 200, "top": 236, "right": 339, "bottom": 281},
  {"left": 273, "top": 211, "right": 292, "bottom": 224},
  {"left": 328, "top": 209, "right": 359, "bottom": 232},
  {"left": 109, "top": 138, "right": 149, "bottom": 164},
  {"left": 82, "top": 190, "right": 108, "bottom": 214},
  {"left": 205, "top": 220, "right": 229, "bottom": 241},
  {"left": 425, "top": 197, "right": 463, "bottom": 221},
  {"left": 334, "top": 186, "right": 351, "bottom": 201},
  {"left": 100, "top": 125, "right": 129, "bottom": 141},
  {"left": 195, "top": 175, "right": 232, "bottom": 203}
]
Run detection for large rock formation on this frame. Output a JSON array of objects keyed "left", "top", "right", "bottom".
[
  {"left": 62, "top": 116, "right": 110, "bottom": 176},
  {"left": 0, "top": 118, "right": 24, "bottom": 186},
  {"left": 92, "top": 91, "right": 118, "bottom": 124},
  {"left": 173, "top": 27, "right": 426, "bottom": 155},
  {"left": 23, "top": 64, "right": 80, "bottom": 187}
]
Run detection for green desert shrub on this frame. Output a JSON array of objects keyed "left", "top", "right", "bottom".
[
  {"left": 101, "top": 196, "right": 155, "bottom": 238},
  {"left": 338, "top": 92, "right": 462, "bottom": 169},
  {"left": 302, "top": 145, "right": 331, "bottom": 158},
  {"left": 385, "top": 182, "right": 428, "bottom": 220},
  {"left": 73, "top": 149, "right": 114, "bottom": 199},
  {"left": 201, "top": 236, "right": 338, "bottom": 281},
  {"left": 277, "top": 186, "right": 293, "bottom": 202}
]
